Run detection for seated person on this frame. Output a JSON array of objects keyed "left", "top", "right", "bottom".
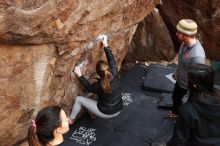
[
  {"left": 69, "top": 35, "right": 123, "bottom": 124},
  {"left": 28, "top": 106, "right": 69, "bottom": 146},
  {"left": 167, "top": 64, "right": 220, "bottom": 146}
]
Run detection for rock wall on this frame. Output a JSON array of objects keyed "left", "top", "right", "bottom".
[
  {"left": 0, "top": 0, "right": 160, "bottom": 145},
  {"left": 124, "top": 8, "right": 176, "bottom": 63},
  {"left": 158, "top": 0, "right": 220, "bottom": 61}
]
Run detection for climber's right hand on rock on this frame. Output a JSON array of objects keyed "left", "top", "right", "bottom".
[
  {"left": 74, "top": 66, "right": 82, "bottom": 77},
  {"left": 101, "top": 35, "right": 108, "bottom": 47}
]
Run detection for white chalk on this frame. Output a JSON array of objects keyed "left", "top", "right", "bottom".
[{"left": 97, "top": 34, "right": 107, "bottom": 41}]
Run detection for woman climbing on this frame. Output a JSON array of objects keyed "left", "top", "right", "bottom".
[{"left": 69, "top": 35, "right": 123, "bottom": 124}]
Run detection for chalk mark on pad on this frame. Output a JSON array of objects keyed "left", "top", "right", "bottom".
[
  {"left": 121, "top": 92, "right": 133, "bottom": 106},
  {"left": 70, "top": 127, "right": 97, "bottom": 145}
]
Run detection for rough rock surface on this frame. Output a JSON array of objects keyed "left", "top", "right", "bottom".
[
  {"left": 0, "top": 0, "right": 160, "bottom": 145},
  {"left": 158, "top": 0, "right": 220, "bottom": 61},
  {"left": 124, "top": 8, "right": 176, "bottom": 63}
]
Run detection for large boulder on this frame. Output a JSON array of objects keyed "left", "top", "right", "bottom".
[
  {"left": 158, "top": 0, "right": 220, "bottom": 61},
  {"left": 0, "top": 0, "right": 160, "bottom": 145},
  {"left": 124, "top": 8, "right": 176, "bottom": 62}
]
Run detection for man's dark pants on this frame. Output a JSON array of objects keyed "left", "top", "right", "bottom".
[{"left": 171, "top": 82, "right": 188, "bottom": 114}]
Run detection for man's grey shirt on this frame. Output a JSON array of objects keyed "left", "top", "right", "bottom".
[{"left": 177, "top": 39, "right": 206, "bottom": 89}]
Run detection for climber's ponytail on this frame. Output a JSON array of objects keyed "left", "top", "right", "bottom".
[{"left": 96, "top": 60, "right": 113, "bottom": 93}]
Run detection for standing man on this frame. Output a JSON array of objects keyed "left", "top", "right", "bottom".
[{"left": 165, "top": 19, "right": 206, "bottom": 119}]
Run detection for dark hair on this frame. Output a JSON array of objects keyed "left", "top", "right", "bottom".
[
  {"left": 28, "top": 106, "right": 62, "bottom": 146},
  {"left": 188, "top": 63, "right": 214, "bottom": 94},
  {"left": 96, "top": 60, "right": 112, "bottom": 93}
]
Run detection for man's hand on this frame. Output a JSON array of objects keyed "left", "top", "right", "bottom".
[
  {"left": 101, "top": 35, "right": 108, "bottom": 47},
  {"left": 172, "top": 73, "right": 177, "bottom": 80},
  {"left": 74, "top": 66, "right": 82, "bottom": 77}
]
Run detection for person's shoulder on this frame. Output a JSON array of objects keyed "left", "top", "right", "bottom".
[{"left": 191, "top": 42, "right": 205, "bottom": 57}]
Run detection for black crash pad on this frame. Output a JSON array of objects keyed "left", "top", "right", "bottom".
[
  {"left": 116, "top": 91, "right": 173, "bottom": 145},
  {"left": 143, "top": 64, "right": 176, "bottom": 93},
  {"left": 60, "top": 84, "right": 145, "bottom": 146},
  {"left": 60, "top": 86, "right": 173, "bottom": 146},
  {"left": 60, "top": 64, "right": 174, "bottom": 146},
  {"left": 120, "top": 64, "right": 148, "bottom": 92},
  {"left": 120, "top": 64, "right": 161, "bottom": 98},
  {"left": 157, "top": 93, "right": 173, "bottom": 108},
  {"left": 61, "top": 115, "right": 113, "bottom": 146},
  {"left": 103, "top": 132, "right": 150, "bottom": 146}
]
